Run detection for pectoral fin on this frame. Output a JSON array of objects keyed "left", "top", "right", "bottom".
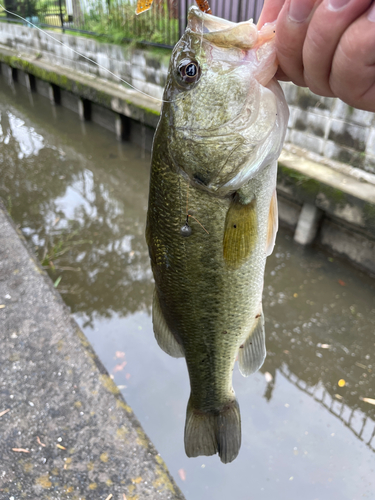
[
  {"left": 152, "top": 290, "right": 184, "bottom": 358},
  {"left": 266, "top": 190, "right": 278, "bottom": 256},
  {"left": 238, "top": 311, "right": 266, "bottom": 377},
  {"left": 223, "top": 197, "right": 257, "bottom": 269}
]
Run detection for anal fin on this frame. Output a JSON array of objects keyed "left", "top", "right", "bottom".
[
  {"left": 152, "top": 290, "right": 184, "bottom": 358},
  {"left": 238, "top": 311, "right": 266, "bottom": 377}
]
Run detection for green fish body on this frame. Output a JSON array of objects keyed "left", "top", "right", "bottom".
[{"left": 146, "top": 7, "right": 289, "bottom": 463}]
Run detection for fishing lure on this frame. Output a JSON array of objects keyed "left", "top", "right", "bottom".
[{"left": 136, "top": 0, "right": 211, "bottom": 15}]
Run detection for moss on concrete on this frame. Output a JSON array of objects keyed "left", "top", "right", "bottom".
[
  {"left": 328, "top": 128, "right": 366, "bottom": 153},
  {"left": 278, "top": 161, "right": 375, "bottom": 237},
  {"left": 0, "top": 52, "right": 160, "bottom": 127},
  {"left": 296, "top": 87, "right": 331, "bottom": 111},
  {"left": 278, "top": 164, "right": 346, "bottom": 206},
  {"left": 363, "top": 202, "right": 375, "bottom": 227}
]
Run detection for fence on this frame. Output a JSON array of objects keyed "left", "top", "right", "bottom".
[
  {"left": 279, "top": 364, "right": 375, "bottom": 454},
  {"left": 0, "top": 0, "right": 264, "bottom": 48}
]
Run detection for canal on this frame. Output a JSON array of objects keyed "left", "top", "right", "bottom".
[{"left": 1, "top": 74, "right": 375, "bottom": 500}]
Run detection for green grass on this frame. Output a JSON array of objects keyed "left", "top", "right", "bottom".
[{"left": 81, "top": 0, "right": 178, "bottom": 45}]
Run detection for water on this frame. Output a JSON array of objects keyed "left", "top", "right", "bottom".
[{"left": 1, "top": 75, "right": 375, "bottom": 500}]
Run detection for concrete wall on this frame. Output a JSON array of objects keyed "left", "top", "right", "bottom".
[
  {"left": 281, "top": 82, "right": 375, "bottom": 175},
  {"left": 1, "top": 22, "right": 374, "bottom": 174},
  {"left": 0, "top": 22, "right": 169, "bottom": 100}
]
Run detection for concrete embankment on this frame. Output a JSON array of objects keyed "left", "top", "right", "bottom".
[
  {"left": 0, "top": 201, "right": 184, "bottom": 499},
  {"left": 277, "top": 145, "right": 375, "bottom": 274},
  {"left": 0, "top": 37, "right": 374, "bottom": 274}
]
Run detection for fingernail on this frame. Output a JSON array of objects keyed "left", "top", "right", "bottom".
[
  {"left": 368, "top": 2, "right": 375, "bottom": 22},
  {"left": 289, "top": 0, "right": 315, "bottom": 22},
  {"left": 327, "top": 0, "right": 351, "bottom": 12}
]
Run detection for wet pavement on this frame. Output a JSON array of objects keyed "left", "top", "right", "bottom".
[
  {"left": 0, "top": 198, "right": 184, "bottom": 500},
  {"left": 1, "top": 75, "right": 375, "bottom": 500}
]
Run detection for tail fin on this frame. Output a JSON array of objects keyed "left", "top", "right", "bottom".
[{"left": 184, "top": 398, "right": 241, "bottom": 464}]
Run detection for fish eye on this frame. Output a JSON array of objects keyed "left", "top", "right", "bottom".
[
  {"left": 178, "top": 60, "right": 201, "bottom": 84},
  {"left": 185, "top": 63, "right": 197, "bottom": 77}
]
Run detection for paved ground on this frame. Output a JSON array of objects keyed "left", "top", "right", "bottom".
[{"left": 0, "top": 201, "right": 184, "bottom": 500}]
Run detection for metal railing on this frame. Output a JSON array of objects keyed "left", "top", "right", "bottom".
[
  {"left": 279, "top": 364, "right": 375, "bottom": 453},
  {"left": 0, "top": 0, "right": 264, "bottom": 48}
]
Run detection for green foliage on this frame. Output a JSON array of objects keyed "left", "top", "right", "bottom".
[
  {"left": 80, "top": 0, "right": 178, "bottom": 46},
  {"left": 35, "top": 0, "right": 53, "bottom": 18},
  {"left": 41, "top": 225, "right": 92, "bottom": 270},
  {"left": 1, "top": 0, "right": 178, "bottom": 46},
  {"left": 4, "top": 0, "right": 38, "bottom": 17}
]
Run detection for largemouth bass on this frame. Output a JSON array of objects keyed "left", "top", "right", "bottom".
[{"left": 146, "top": 7, "right": 289, "bottom": 463}]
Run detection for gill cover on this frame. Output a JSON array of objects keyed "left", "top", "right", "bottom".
[{"left": 164, "top": 7, "right": 289, "bottom": 196}]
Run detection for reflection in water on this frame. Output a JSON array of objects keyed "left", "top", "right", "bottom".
[
  {"left": 1, "top": 75, "right": 375, "bottom": 499},
  {"left": 0, "top": 87, "right": 153, "bottom": 326},
  {"left": 279, "top": 366, "right": 375, "bottom": 453},
  {"left": 261, "top": 241, "right": 375, "bottom": 447}
]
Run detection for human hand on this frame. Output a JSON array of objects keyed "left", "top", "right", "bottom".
[{"left": 258, "top": 0, "right": 375, "bottom": 112}]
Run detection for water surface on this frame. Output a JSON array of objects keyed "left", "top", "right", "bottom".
[{"left": 1, "top": 75, "right": 374, "bottom": 500}]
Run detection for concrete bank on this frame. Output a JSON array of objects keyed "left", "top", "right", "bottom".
[
  {"left": 2, "top": 20, "right": 375, "bottom": 175},
  {"left": 0, "top": 201, "right": 184, "bottom": 500},
  {"left": 0, "top": 44, "right": 161, "bottom": 151},
  {"left": 277, "top": 145, "right": 375, "bottom": 275},
  {"left": 0, "top": 43, "right": 374, "bottom": 275}
]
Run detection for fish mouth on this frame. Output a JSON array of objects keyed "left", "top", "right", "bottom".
[
  {"left": 187, "top": 6, "right": 259, "bottom": 50},
  {"left": 188, "top": 5, "right": 236, "bottom": 33}
]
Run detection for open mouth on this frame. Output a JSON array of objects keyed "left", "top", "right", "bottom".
[{"left": 188, "top": 6, "right": 259, "bottom": 50}]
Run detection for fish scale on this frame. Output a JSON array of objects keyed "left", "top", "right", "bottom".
[{"left": 146, "top": 6, "right": 289, "bottom": 463}]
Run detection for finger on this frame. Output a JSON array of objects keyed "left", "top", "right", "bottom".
[
  {"left": 257, "top": 0, "right": 286, "bottom": 27},
  {"left": 330, "top": 6, "right": 375, "bottom": 111},
  {"left": 274, "top": 67, "right": 290, "bottom": 81},
  {"left": 303, "top": 0, "right": 372, "bottom": 97},
  {"left": 272, "top": 0, "right": 321, "bottom": 87}
]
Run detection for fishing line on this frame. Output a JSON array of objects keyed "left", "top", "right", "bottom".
[
  {"left": 0, "top": 4, "right": 175, "bottom": 103},
  {"left": 186, "top": 183, "right": 190, "bottom": 216},
  {"left": 188, "top": 213, "right": 209, "bottom": 234},
  {"left": 0, "top": 6, "right": 211, "bottom": 106},
  {"left": 183, "top": 182, "right": 209, "bottom": 235}
]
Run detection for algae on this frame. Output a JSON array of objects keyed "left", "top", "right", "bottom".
[
  {"left": 278, "top": 164, "right": 346, "bottom": 206},
  {"left": 363, "top": 202, "right": 375, "bottom": 229}
]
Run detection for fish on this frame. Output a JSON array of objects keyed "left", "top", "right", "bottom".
[{"left": 146, "top": 6, "right": 289, "bottom": 463}]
